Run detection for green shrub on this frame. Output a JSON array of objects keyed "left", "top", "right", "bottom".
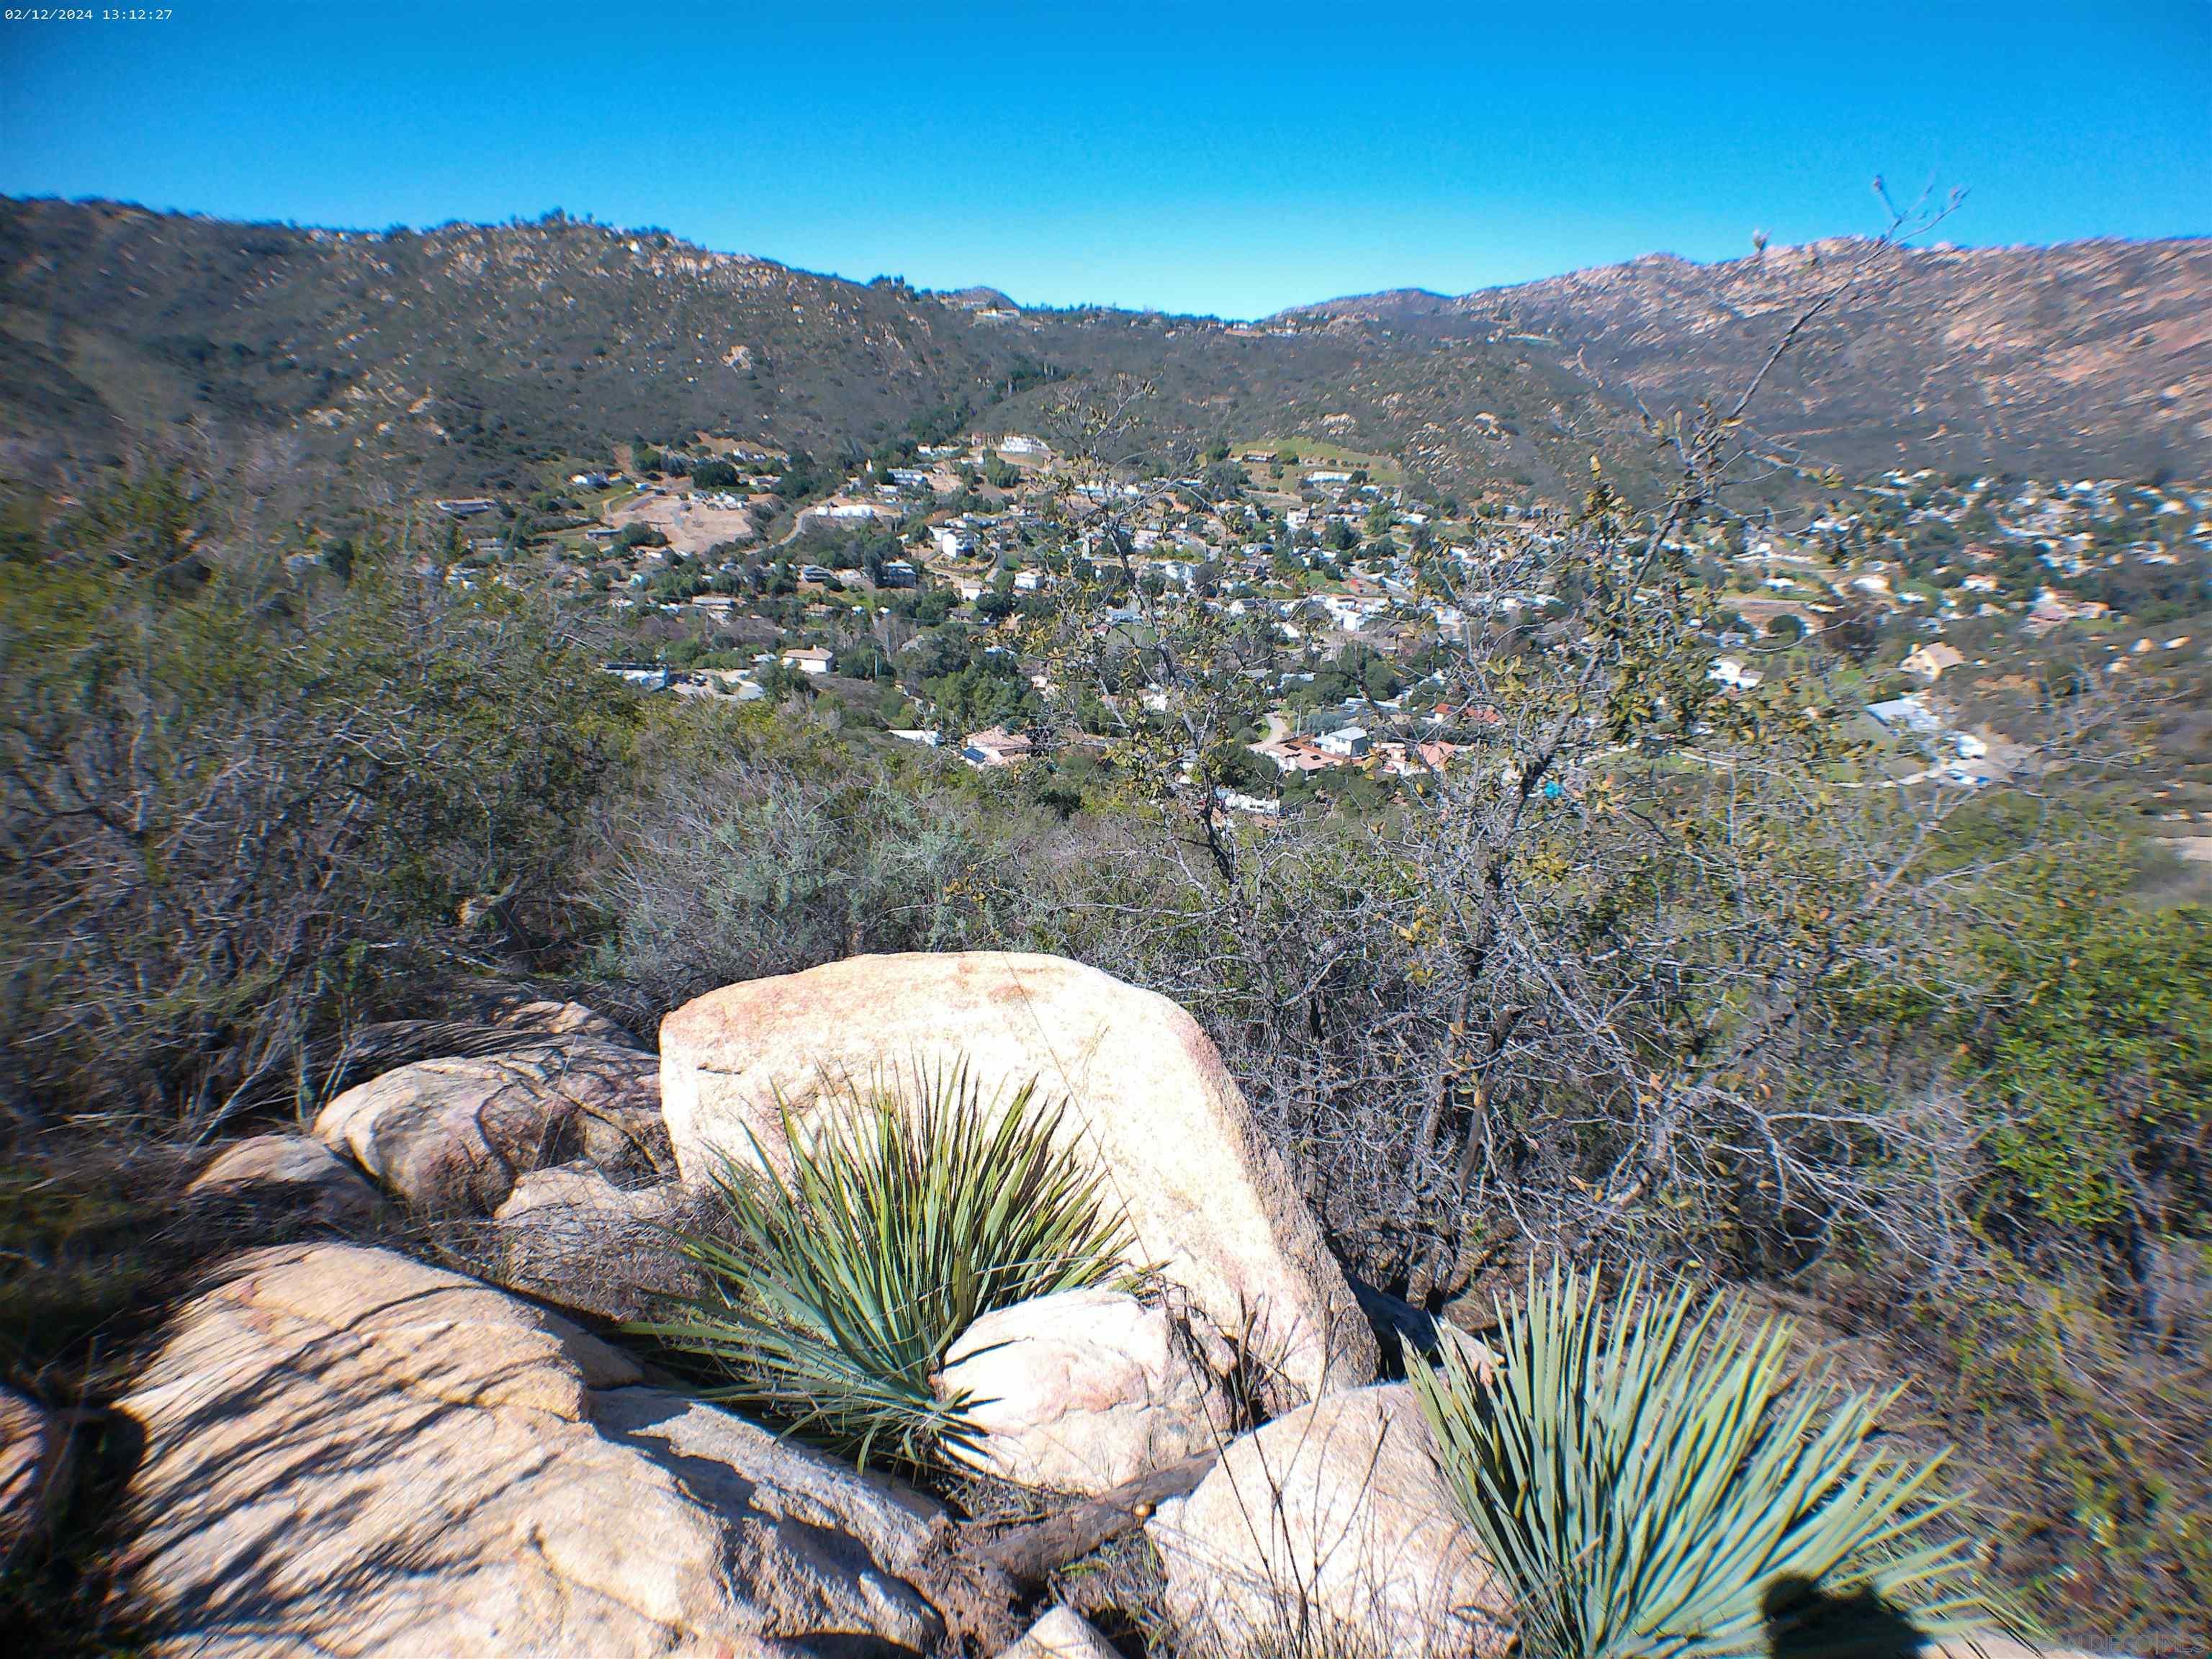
[
  {"left": 0, "top": 469, "right": 636, "bottom": 1125},
  {"left": 1409, "top": 1265, "right": 2008, "bottom": 1658},
  {"left": 641, "top": 1066, "right": 1137, "bottom": 1468}
]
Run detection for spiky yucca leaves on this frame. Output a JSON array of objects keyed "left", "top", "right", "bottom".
[
  {"left": 641, "top": 1065, "right": 1138, "bottom": 1469},
  {"left": 1409, "top": 1265, "right": 2005, "bottom": 1659}
]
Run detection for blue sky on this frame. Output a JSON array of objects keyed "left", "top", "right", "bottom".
[{"left": 2, "top": 1, "right": 2206, "bottom": 318}]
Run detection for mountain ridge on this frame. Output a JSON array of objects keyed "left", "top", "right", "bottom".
[{"left": 3, "top": 196, "right": 2206, "bottom": 503}]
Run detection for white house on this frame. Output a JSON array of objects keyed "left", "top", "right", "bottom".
[{"left": 802, "top": 500, "right": 889, "bottom": 526}]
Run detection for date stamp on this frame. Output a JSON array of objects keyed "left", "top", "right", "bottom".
[{"left": 3, "top": 8, "right": 176, "bottom": 18}]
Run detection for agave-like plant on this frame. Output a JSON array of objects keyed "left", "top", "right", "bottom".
[
  {"left": 1409, "top": 1264, "right": 2008, "bottom": 1659},
  {"left": 637, "top": 1063, "right": 1138, "bottom": 1468}
]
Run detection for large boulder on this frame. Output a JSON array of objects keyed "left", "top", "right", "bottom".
[
  {"left": 0, "top": 1386, "right": 70, "bottom": 1570},
  {"left": 1148, "top": 1382, "right": 1511, "bottom": 1658},
  {"left": 185, "top": 1133, "right": 387, "bottom": 1226},
  {"left": 659, "top": 952, "right": 1374, "bottom": 1401},
  {"left": 313, "top": 1036, "right": 668, "bottom": 1213},
  {"left": 113, "top": 1243, "right": 944, "bottom": 1658},
  {"left": 936, "top": 1287, "right": 1230, "bottom": 1495}
]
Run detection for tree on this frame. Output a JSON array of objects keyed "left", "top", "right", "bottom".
[{"left": 1202, "top": 459, "right": 1248, "bottom": 498}]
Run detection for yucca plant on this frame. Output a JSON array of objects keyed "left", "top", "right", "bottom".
[
  {"left": 1409, "top": 1264, "right": 2010, "bottom": 1659},
  {"left": 637, "top": 1064, "right": 1138, "bottom": 1468}
]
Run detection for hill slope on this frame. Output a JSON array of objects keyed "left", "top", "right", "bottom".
[
  {"left": 0, "top": 199, "right": 1659, "bottom": 500},
  {"left": 4, "top": 198, "right": 2207, "bottom": 503},
  {"left": 1286, "top": 235, "right": 2212, "bottom": 481}
]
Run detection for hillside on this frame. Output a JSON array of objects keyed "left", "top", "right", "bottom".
[
  {"left": 3, "top": 197, "right": 2208, "bottom": 505},
  {"left": 0, "top": 198, "right": 1653, "bottom": 501},
  {"left": 1287, "top": 235, "right": 2212, "bottom": 482}
]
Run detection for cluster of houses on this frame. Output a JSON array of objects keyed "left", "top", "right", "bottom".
[{"left": 540, "top": 433, "right": 2205, "bottom": 811}]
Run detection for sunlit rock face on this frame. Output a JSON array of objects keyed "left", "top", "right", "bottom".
[{"left": 657, "top": 950, "right": 1378, "bottom": 1402}]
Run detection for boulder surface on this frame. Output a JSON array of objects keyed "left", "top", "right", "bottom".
[
  {"left": 488, "top": 1162, "right": 691, "bottom": 1321},
  {"left": 113, "top": 1243, "right": 943, "bottom": 1658},
  {"left": 1148, "top": 1382, "right": 1511, "bottom": 1658},
  {"left": 659, "top": 952, "right": 1374, "bottom": 1399},
  {"left": 313, "top": 1036, "right": 666, "bottom": 1213},
  {"left": 0, "top": 1385, "right": 69, "bottom": 1570},
  {"left": 185, "top": 1133, "right": 386, "bottom": 1226},
  {"left": 1000, "top": 1604, "right": 1122, "bottom": 1658},
  {"left": 937, "top": 1287, "right": 1229, "bottom": 1494}
]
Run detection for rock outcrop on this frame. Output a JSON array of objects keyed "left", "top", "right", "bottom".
[
  {"left": 659, "top": 952, "right": 1375, "bottom": 1400},
  {"left": 492, "top": 1161, "right": 678, "bottom": 1231},
  {"left": 937, "top": 1287, "right": 1229, "bottom": 1495},
  {"left": 184, "top": 1133, "right": 387, "bottom": 1226},
  {"left": 487, "top": 1162, "right": 691, "bottom": 1321},
  {"left": 1148, "top": 1382, "right": 1511, "bottom": 1658},
  {"left": 999, "top": 1604, "right": 1121, "bottom": 1658},
  {"left": 0, "top": 1386, "right": 69, "bottom": 1570},
  {"left": 114, "top": 1243, "right": 944, "bottom": 1657},
  {"left": 307, "top": 995, "right": 642, "bottom": 1102},
  {"left": 313, "top": 1036, "right": 667, "bottom": 1213}
]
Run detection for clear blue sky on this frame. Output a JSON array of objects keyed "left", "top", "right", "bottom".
[{"left": 2, "top": 1, "right": 2206, "bottom": 318}]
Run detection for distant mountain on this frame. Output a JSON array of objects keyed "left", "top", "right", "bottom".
[
  {"left": 1283, "top": 236, "right": 2212, "bottom": 482},
  {"left": 3, "top": 198, "right": 2206, "bottom": 506}
]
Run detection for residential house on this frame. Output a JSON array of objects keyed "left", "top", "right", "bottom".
[
  {"left": 1901, "top": 642, "right": 1965, "bottom": 681},
  {"left": 1316, "top": 725, "right": 1371, "bottom": 759},
  {"left": 1866, "top": 696, "right": 1942, "bottom": 737},
  {"left": 801, "top": 500, "right": 892, "bottom": 527},
  {"left": 961, "top": 727, "right": 1033, "bottom": 767}
]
